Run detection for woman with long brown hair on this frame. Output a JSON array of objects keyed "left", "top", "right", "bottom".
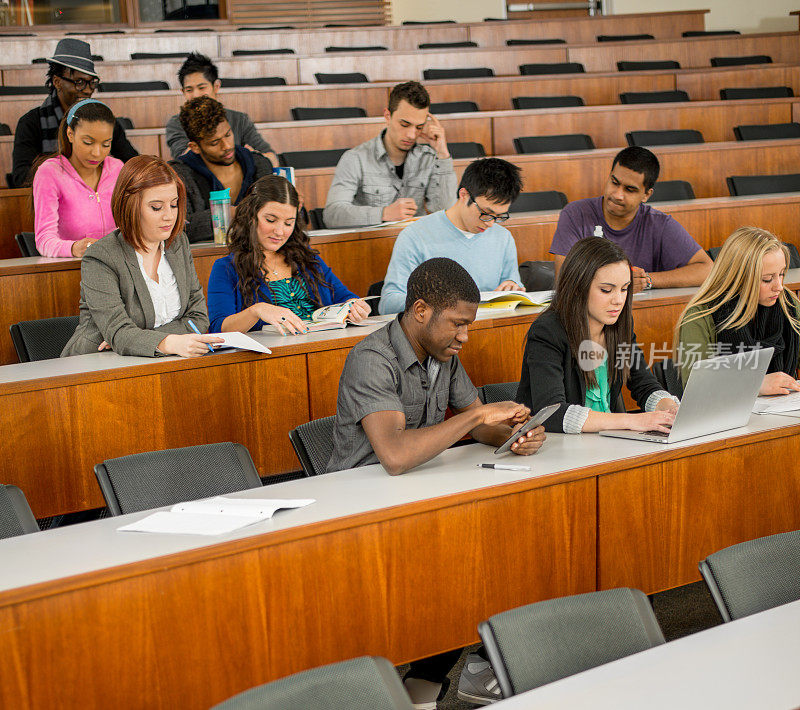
[
  {"left": 517, "top": 237, "right": 678, "bottom": 433},
  {"left": 207, "top": 175, "right": 369, "bottom": 334}
]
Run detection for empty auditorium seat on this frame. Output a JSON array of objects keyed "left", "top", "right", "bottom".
[
  {"left": 620, "top": 90, "right": 690, "bottom": 104},
  {"left": 418, "top": 41, "right": 478, "bottom": 49},
  {"left": 597, "top": 33, "right": 654, "bottom": 42},
  {"left": 513, "top": 96, "right": 585, "bottom": 109},
  {"left": 514, "top": 134, "right": 595, "bottom": 154},
  {"left": 116, "top": 117, "right": 134, "bottom": 130},
  {"left": 280, "top": 149, "right": 348, "bottom": 169},
  {"left": 519, "top": 62, "right": 585, "bottom": 75},
  {"left": 727, "top": 173, "right": 800, "bottom": 196},
  {"left": 506, "top": 38, "right": 566, "bottom": 45},
  {"left": 625, "top": 129, "right": 704, "bottom": 147},
  {"left": 649, "top": 180, "right": 696, "bottom": 202},
  {"left": 0, "top": 123, "right": 11, "bottom": 136},
  {"left": 231, "top": 48, "right": 295, "bottom": 55},
  {"left": 734, "top": 122, "right": 800, "bottom": 141},
  {"left": 291, "top": 107, "right": 367, "bottom": 121},
  {"left": 429, "top": 101, "right": 479, "bottom": 114},
  {"left": 99, "top": 81, "right": 169, "bottom": 92},
  {"left": 403, "top": 19, "right": 456, "bottom": 24},
  {"left": 446, "top": 142, "right": 486, "bottom": 159},
  {"left": 509, "top": 191, "right": 568, "bottom": 213},
  {"left": 236, "top": 25, "right": 294, "bottom": 30},
  {"left": 0, "top": 85, "right": 48, "bottom": 95},
  {"left": 683, "top": 30, "right": 740, "bottom": 36},
  {"left": 423, "top": 68, "right": 494, "bottom": 80},
  {"left": 711, "top": 55, "right": 772, "bottom": 67},
  {"left": 325, "top": 45, "right": 387, "bottom": 52},
  {"left": 617, "top": 60, "right": 680, "bottom": 71},
  {"left": 130, "top": 52, "right": 190, "bottom": 60},
  {"left": 720, "top": 86, "right": 793, "bottom": 100},
  {"left": 219, "top": 77, "right": 287, "bottom": 87},
  {"left": 315, "top": 72, "right": 368, "bottom": 84}
]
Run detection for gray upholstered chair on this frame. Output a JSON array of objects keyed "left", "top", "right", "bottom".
[
  {"left": 699, "top": 529, "right": 800, "bottom": 622},
  {"left": 10, "top": 315, "right": 79, "bottom": 362},
  {"left": 480, "top": 382, "right": 519, "bottom": 405},
  {"left": 479, "top": 588, "right": 665, "bottom": 698},
  {"left": 211, "top": 656, "right": 413, "bottom": 709},
  {"left": 94, "top": 442, "right": 262, "bottom": 516},
  {"left": 0, "top": 484, "right": 39, "bottom": 539},
  {"left": 289, "top": 416, "right": 335, "bottom": 477}
]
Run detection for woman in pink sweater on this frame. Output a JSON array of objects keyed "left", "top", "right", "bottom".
[{"left": 32, "top": 99, "right": 123, "bottom": 258}]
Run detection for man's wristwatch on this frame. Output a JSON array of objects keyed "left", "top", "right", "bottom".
[{"left": 643, "top": 272, "right": 653, "bottom": 290}]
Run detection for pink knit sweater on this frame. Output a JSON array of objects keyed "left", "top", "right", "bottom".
[{"left": 32, "top": 154, "right": 123, "bottom": 258}]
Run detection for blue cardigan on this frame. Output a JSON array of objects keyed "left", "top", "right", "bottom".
[{"left": 207, "top": 253, "right": 358, "bottom": 332}]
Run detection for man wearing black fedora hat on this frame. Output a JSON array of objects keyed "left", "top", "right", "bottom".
[{"left": 11, "top": 38, "right": 138, "bottom": 188}]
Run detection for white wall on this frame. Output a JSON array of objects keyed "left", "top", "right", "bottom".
[
  {"left": 390, "top": 0, "right": 504, "bottom": 25},
  {"left": 607, "top": 0, "right": 797, "bottom": 34}
]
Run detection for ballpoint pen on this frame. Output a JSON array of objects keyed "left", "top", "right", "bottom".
[
  {"left": 478, "top": 463, "right": 531, "bottom": 471},
  {"left": 187, "top": 319, "right": 215, "bottom": 353}
]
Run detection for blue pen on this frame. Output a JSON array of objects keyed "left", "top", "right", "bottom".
[{"left": 187, "top": 319, "right": 215, "bottom": 353}]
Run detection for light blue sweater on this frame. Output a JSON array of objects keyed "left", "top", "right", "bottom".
[{"left": 379, "top": 210, "right": 522, "bottom": 314}]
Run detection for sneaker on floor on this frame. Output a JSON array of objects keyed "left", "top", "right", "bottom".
[{"left": 457, "top": 653, "right": 501, "bottom": 705}]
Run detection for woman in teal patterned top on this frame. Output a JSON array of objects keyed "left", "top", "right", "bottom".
[{"left": 207, "top": 175, "right": 370, "bottom": 334}]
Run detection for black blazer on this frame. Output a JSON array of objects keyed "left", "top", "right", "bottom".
[{"left": 516, "top": 309, "right": 662, "bottom": 433}]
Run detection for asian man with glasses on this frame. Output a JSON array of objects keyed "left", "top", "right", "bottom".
[{"left": 380, "top": 158, "right": 524, "bottom": 314}]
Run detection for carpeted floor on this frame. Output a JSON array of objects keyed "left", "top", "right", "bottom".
[{"left": 397, "top": 580, "right": 723, "bottom": 708}]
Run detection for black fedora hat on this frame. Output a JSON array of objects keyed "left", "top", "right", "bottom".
[{"left": 48, "top": 38, "right": 99, "bottom": 78}]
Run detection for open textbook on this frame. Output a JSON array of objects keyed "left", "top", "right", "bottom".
[
  {"left": 117, "top": 496, "right": 315, "bottom": 536},
  {"left": 263, "top": 297, "right": 378, "bottom": 334},
  {"left": 478, "top": 290, "right": 554, "bottom": 311}
]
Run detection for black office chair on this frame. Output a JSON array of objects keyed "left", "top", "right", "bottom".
[
  {"left": 617, "top": 60, "right": 680, "bottom": 71},
  {"left": 289, "top": 416, "right": 336, "bottom": 477},
  {"left": 211, "top": 656, "right": 414, "bottom": 709},
  {"left": 10, "top": 315, "right": 80, "bottom": 362},
  {"left": 509, "top": 191, "right": 568, "bottom": 213},
  {"left": 711, "top": 55, "right": 772, "bottom": 67},
  {"left": 0, "top": 122, "right": 11, "bottom": 136},
  {"left": 479, "top": 588, "right": 665, "bottom": 698},
  {"left": 130, "top": 51, "right": 191, "bottom": 60},
  {"left": 625, "top": 129, "right": 704, "bottom": 147},
  {"left": 0, "top": 485, "right": 40, "bottom": 539},
  {"left": 314, "top": 72, "right": 368, "bottom": 84},
  {"left": 232, "top": 48, "right": 295, "bottom": 56},
  {"left": 308, "top": 207, "right": 327, "bottom": 230},
  {"left": 325, "top": 45, "right": 387, "bottom": 52},
  {"left": 15, "top": 232, "right": 40, "bottom": 257},
  {"left": 620, "top": 90, "right": 690, "bottom": 104},
  {"left": 683, "top": 30, "right": 740, "bottom": 37},
  {"left": 513, "top": 134, "right": 595, "bottom": 154},
  {"left": 99, "top": 81, "right": 169, "bottom": 92},
  {"left": 94, "top": 442, "right": 263, "bottom": 516},
  {"left": 367, "top": 280, "right": 383, "bottom": 316},
  {"left": 597, "top": 33, "right": 654, "bottom": 42},
  {"left": 651, "top": 358, "right": 684, "bottom": 398},
  {"left": 0, "top": 85, "right": 49, "bottom": 95},
  {"left": 402, "top": 19, "right": 456, "bottom": 24},
  {"left": 506, "top": 38, "right": 566, "bottom": 45},
  {"left": 512, "top": 95, "right": 584, "bottom": 109},
  {"left": 429, "top": 101, "right": 479, "bottom": 114},
  {"left": 220, "top": 77, "right": 287, "bottom": 87},
  {"left": 699, "top": 529, "right": 800, "bottom": 622},
  {"left": 116, "top": 117, "right": 135, "bottom": 130},
  {"left": 480, "top": 382, "right": 519, "bottom": 405},
  {"left": 236, "top": 25, "right": 295, "bottom": 30},
  {"left": 519, "top": 260, "right": 556, "bottom": 291},
  {"left": 280, "top": 149, "right": 348, "bottom": 170},
  {"left": 649, "top": 180, "right": 696, "bottom": 202},
  {"left": 733, "top": 122, "right": 800, "bottom": 141},
  {"left": 519, "top": 62, "right": 585, "bottom": 75},
  {"left": 720, "top": 86, "right": 793, "bottom": 100},
  {"left": 291, "top": 107, "right": 366, "bottom": 121},
  {"left": 418, "top": 41, "right": 478, "bottom": 49},
  {"left": 446, "top": 142, "right": 486, "bottom": 159},
  {"left": 423, "top": 68, "right": 494, "bottom": 80},
  {"left": 726, "top": 173, "right": 800, "bottom": 197},
  {"left": 154, "top": 27, "right": 211, "bottom": 32}
]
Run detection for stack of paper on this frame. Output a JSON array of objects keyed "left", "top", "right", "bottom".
[
  {"left": 753, "top": 391, "right": 800, "bottom": 414},
  {"left": 117, "top": 496, "right": 315, "bottom": 536}
]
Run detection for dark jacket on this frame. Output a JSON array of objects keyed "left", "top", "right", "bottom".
[
  {"left": 170, "top": 146, "right": 273, "bottom": 243},
  {"left": 516, "top": 309, "right": 662, "bottom": 433},
  {"left": 11, "top": 107, "right": 137, "bottom": 188}
]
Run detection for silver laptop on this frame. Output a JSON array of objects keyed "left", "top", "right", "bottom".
[{"left": 599, "top": 347, "right": 773, "bottom": 444}]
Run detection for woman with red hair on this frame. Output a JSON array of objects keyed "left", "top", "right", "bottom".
[{"left": 62, "top": 155, "right": 221, "bottom": 358}]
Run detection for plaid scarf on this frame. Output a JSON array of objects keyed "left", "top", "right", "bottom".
[{"left": 39, "top": 90, "right": 64, "bottom": 154}]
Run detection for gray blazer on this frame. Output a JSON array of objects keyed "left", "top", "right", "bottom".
[{"left": 61, "top": 229, "right": 210, "bottom": 358}]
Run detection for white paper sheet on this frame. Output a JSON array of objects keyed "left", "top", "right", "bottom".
[{"left": 212, "top": 332, "right": 272, "bottom": 354}]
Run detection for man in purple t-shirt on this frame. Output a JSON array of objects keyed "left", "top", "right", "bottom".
[{"left": 550, "top": 146, "right": 712, "bottom": 292}]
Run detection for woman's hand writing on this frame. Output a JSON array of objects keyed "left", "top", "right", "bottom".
[{"left": 158, "top": 333, "right": 224, "bottom": 358}]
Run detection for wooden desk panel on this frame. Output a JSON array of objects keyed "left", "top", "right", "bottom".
[
  {"left": 676, "top": 63, "right": 800, "bottom": 101},
  {"left": 0, "top": 188, "right": 32, "bottom": 259}
]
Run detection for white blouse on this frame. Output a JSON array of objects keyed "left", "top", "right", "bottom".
[{"left": 136, "top": 245, "right": 182, "bottom": 328}]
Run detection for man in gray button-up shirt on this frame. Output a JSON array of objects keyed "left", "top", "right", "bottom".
[{"left": 323, "top": 81, "right": 458, "bottom": 229}]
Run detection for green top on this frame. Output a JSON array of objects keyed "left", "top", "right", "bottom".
[
  {"left": 264, "top": 277, "right": 316, "bottom": 320},
  {"left": 676, "top": 306, "right": 716, "bottom": 385},
  {"left": 584, "top": 358, "right": 611, "bottom": 413}
]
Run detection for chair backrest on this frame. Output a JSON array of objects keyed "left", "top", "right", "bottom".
[
  {"left": 481, "top": 382, "right": 519, "bottom": 404},
  {"left": 617, "top": 60, "right": 680, "bottom": 71},
  {"left": 99, "top": 81, "right": 169, "bottom": 92},
  {"left": 429, "top": 101, "right": 479, "bottom": 114},
  {"left": 726, "top": 173, "right": 800, "bottom": 197},
  {"left": 220, "top": 77, "right": 287, "bottom": 87},
  {"left": 291, "top": 107, "right": 366, "bottom": 121},
  {"left": 308, "top": 207, "right": 327, "bottom": 230},
  {"left": 212, "top": 656, "right": 413, "bottom": 709},
  {"left": 95, "top": 442, "right": 263, "bottom": 516},
  {"left": 651, "top": 358, "right": 684, "bottom": 398},
  {"left": 619, "top": 90, "right": 690, "bottom": 104},
  {"left": 519, "top": 260, "right": 556, "bottom": 291},
  {"left": 625, "top": 129, "right": 704, "bottom": 147},
  {"left": 733, "top": 122, "right": 800, "bottom": 141},
  {"left": 130, "top": 51, "right": 190, "bottom": 59},
  {"left": 0, "top": 85, "right": 49, "bottom": 95},
  {"left": 422, "top": 67, "right": 494, "bottom": 80},
  {"left": 506, "top": 38, "right": 566, "bottom": 45},
  {"left": 0, "top": 122, "right": 11, "bottom": 136},
  {"left": 419, "top": 41, "right": 478, "bottom": 49},
  {"left": 116, "top": 116, "right": 134, "bottom": 130},
  {"left": 325, "top": 45, "right": 387, "bottom": 52},
  {"left": 683, "top": 29, "right": 739, "bottom": 36},
  {"left": 711, "top": 54, "right": 772, "bottom": 67},
  {"left": 720, "top": 86, "right": 793, "bottom": 100},
  {"left": 403, "top": 19, "right": 455, "bottom": 23},
  {"left": 513, "top": 134, "right": 595, "bottom": 154},
  {"left": 509, "top": 190, "right": 568, "bottom": 213},
  {"left": 232, "top": 48, "right": 295, "bottom": 55},
  {"left": 237, "top": 25, "right": 295, "bottom": 30},
  {"left": 519, "top": 62, "right": 585, "bottom": 75},
  {"left": 446, "top": 142, "right": 487, "bottom": 159},
  {"left": 10, "top": 315, "right": 79, "bottom": 362},
  {"left": 280, "top": 148, "right": 349, "bottom": 169},
  {"left": 315, "top": 72, "right": 368, "bottom": 84},
  {"left": 289, "top": 416, "right": 336, "bottom": 477},
  {"left": 700, "top": 529, "right": 800, "bottom": 622},
  {"left": 367, "top": 280, "right": 383, "bottom": 316},
  {"left": 479, "top": 588, "right": 665, "bottom": 698},
  {"left": 0, "top": 485, "right": 39, "bottom": 539},
  {"left": 15, "top": 231, "right": 40, "bottom": 257},
  {"left": 649, "top": 180, "right": 696, "bottom": 202},
  {"left": 512, "top": 95, "right": 584, "bottom": 109},
  {"left": 597, "top": 33, "right": 654, "bottom": 42}
]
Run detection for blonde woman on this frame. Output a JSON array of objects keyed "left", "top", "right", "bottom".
[{"left": 675, "top": 226, "right": 800, "bottom": 394}]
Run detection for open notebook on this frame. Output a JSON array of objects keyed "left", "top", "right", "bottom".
[
  {"left": 117, "top": 496, "right": 315, "bottom": 536},
  {"left": 478, "top": 290, "right": 553, "bottom": 311}
]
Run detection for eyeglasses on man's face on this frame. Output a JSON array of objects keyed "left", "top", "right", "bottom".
[
  {"left": 466, "top": 191, "right": 510, "bottom": 223},
  {"left": 59, "top": 75, "right": 101, "bottom": 91}
]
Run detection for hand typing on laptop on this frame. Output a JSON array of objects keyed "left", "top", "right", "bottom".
[{"left": 760, "top": 372, "right": 800, "bottom": 396}]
